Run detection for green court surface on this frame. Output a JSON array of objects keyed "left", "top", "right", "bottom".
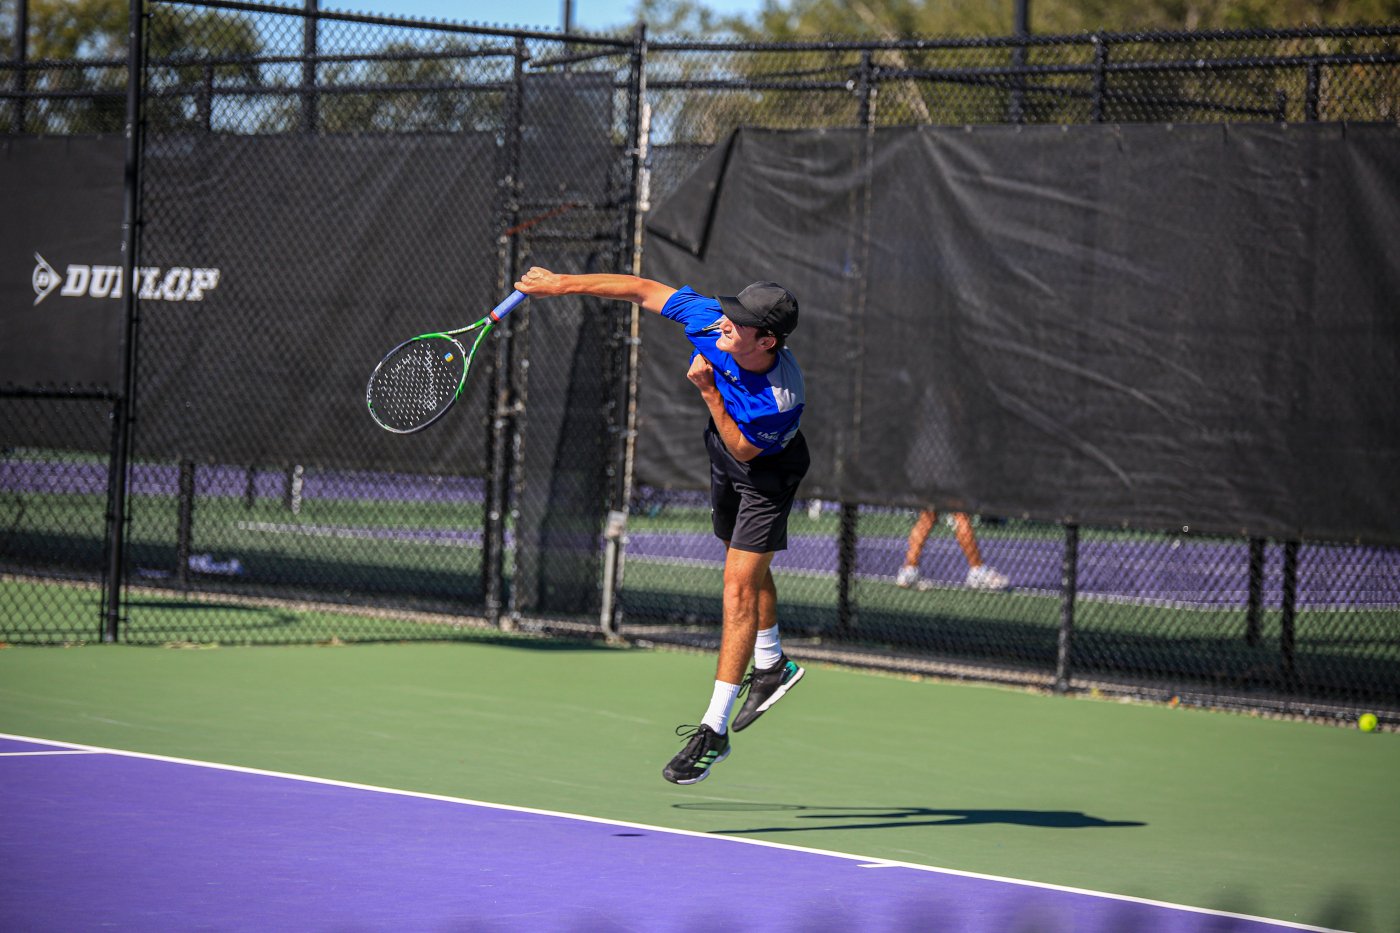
[{"left": 1, "top": 640, "right": 1396, "bottom": 931}]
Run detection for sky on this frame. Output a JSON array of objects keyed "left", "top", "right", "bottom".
[{"left": 324, "top": 0, "right": 767, "bottom": 33}]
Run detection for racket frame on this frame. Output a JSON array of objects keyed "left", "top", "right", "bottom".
[{"left": 366, "top": 291, "right": 527, "bottom": 434}]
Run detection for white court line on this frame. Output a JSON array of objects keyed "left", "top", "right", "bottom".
[
  {"left": 0, "top": 750, "right": 103, "bottom": 757},
  {"left": 0, "top": 730, "right": 1340, "bottom": 933}
]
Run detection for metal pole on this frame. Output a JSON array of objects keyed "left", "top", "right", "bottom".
[
  {"left": 1054, "top": 523, "right": 1079, "bottom": 693},
  {"left": 561, "top": 0, "right": 575, "bottom": 72},
  {"left": 1304, "top": 63, "right": 1321, "bottom": 122},
  {"left": 484, "top": 39, "right": 527, "bottom": 629},
  {"left": 200, "top": 64, "right": 214, "bottom": 132},
  {"left": 855, "top": 49, "right": 874, "bottom": 127},
  {"left": 176, "top": 460, "right": 196, "bottom": 585},
  {"left": 283, "top": 463, "right": 304, "bottom": 514},
  {"left": 836, "top": 50, "right": 877, "bottom": 636},
  {"left": 599, "top": 23, "right": 647, "bottom": 639},
  {"left": 836, "top": 504, "right": 859, "bottom": 633},
  {"left": 1244, "top": 537, "right": 1265, "bottom": 646},
  {"left": 100, "top": 396, "right": 126, "bottom": 638},
  {"left": 1009, "top": 0, "right": 1030, "bottom": 124},
  {"left": 12, "top": 0, "right": 26, "bottom": 133},
  {"left": 105, "top": 0, "right": 147, "bottom": 642},
  {"left": 1090, "top": 36, "right": 1108, "bottom": 123},
  {"left": 1014, "top": 0, "right": 1030, "bottom": 36},
  {"left": 301, "top": 0, "right": 318, "bottom": 134},
  {"left": 1280, "top": 540, "right": 1299, "bottom": 688}
]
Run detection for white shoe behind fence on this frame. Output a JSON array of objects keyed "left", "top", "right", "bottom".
[{"left": 965, "top": 565, "right": 1010, "bottom": 591}]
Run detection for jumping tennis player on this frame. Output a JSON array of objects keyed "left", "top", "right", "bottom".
[{"left": 513, "top": 267, "right": 809, "bottom": 784}]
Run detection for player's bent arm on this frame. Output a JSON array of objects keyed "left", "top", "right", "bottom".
[
  {"left": 701, "top": 392, "right": 765, "bottom": 463},
  {"left": 515, "top": 268, "right": 676, "bottom": 313},
  {"left": 686, "top": 354, "right": 764, "bottom": 462}
]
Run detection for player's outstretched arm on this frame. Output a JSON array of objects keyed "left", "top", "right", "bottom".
[{"left": 514, "top": 267, "right": 676, "bottom": 313}]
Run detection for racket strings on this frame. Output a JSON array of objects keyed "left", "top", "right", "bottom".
[{"left": 368, "top": 336, "right": 467, "bottom": 432}]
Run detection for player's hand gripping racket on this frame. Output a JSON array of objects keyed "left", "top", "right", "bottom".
[{"left": 366, "top": 290, "right": 527, "bottom": 433}]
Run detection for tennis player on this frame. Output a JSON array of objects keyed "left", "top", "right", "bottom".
[{"left": 514, "top": 267, "right": 809, "bottom": 784}]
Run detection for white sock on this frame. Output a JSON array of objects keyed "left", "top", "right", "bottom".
[
  {"left": 701, "top": 680, "right": 743, "bottom": 735},
  {"left": 753, "top": 624, "right": 783, "bottom": 671}
]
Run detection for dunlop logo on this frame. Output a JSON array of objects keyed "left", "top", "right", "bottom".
[{"left": 32, "top": 253, "right": 221, "bottom": 306}]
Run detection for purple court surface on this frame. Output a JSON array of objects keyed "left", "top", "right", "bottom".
[
  {"left": 5, "top": 459, "right": 1397, "bottom": 609},
  {"left": 219, "top": 524, "right": 1399, "bottom": 610},
  {"left": 0, "top": 734, "right": 1336, "bottom": 933}
]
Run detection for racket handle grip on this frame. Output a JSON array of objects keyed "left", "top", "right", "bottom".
[{"left": 490, "top": 290, "right": 528, "bottom": 322}]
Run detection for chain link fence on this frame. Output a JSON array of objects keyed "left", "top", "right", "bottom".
[
  {"left": 625, "top": 24, "right": 1400, "bottom": 720},
  {"left": 2, "top": 4, "right": 1396, "bottom": 719},
  {"left": 1, "top": 392, "right": 119, "bottom": 643}
]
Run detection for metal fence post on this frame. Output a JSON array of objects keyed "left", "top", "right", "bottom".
[
  {"left": 1245, "top": 536, "right": 1265, "bottom": 646},
  {"left": 836, "top": 49, "right": 877, "bottom": 636},
  {"left": 11, "top": 0, "right": 26, "bottom": 134},
  {"left": 600, "top": 23, "right": 648, "bottom": 639},
  {"left": 199, "top": 63, "right": 214, "bottom": 132},
  {"left": 1091, "top": 35, "right": 1108, "bottom": 123},
  {"left": 1280, "top": 540, "right": 1299, "bottom": 688},
  {"left": 301, "top": 0, "right": 319, "bottom": 134},
  {"left": 1305, "top": 63, "right": 1321, "bottom": 122},
  {"left": 836, "top": 504, "right": 860, "bottom": 633},
  {"left": 484, "top": 38, "right": 528, "bottom": 629},
  {"left": 176, "top": 460, "right": 196, "bottom": 585},
  {"left": 1054, "top": 523, "right": 1079, "bottom": 693},
  {"left": 1009, "top": 0, "right": 1030, "bottom": 123},
  {"left": 103, "top": 0, "right": 147, "bottom": 644},
  {"left": 283, "top": 463, "right": 304, "bottom": 514},
  {"left": 856, "top": 49, "right": 874, "bottom": 126},
  {"left": 101, "top": 395, "right": 127, "bottom": 641}
]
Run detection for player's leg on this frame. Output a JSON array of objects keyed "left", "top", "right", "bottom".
[
  {"left": 955, "top": 512, "right": 1011, "bottom": 590},
  {"left": 897, "top": 509, "right": 938, "bottom": 587},
  {"left": 662, "top": 435, "right": 744, "bottom": 785},
  {"left": 662, "top": 545, "right": 780, "bottom": 783},
  {"left": 752, "top": 564, "right": 780, "bottom": 668},
  {"left": 953, "top": 512, "right": 983, "bottom": 567},
  {"left": 716, "top": 546, "right": 776, "bottom": 684},
  {"left": 732, "top": 561, "right": 805, "bottom": 730},
  {"left": 728, "top": 444, "right": 808, "bottom": 732}
]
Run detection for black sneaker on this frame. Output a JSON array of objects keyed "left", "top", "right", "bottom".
[
  {"left": 732, "top": 654, "right": 805, "bottom": 732},
  {"left": 662, "top": 724, "right": 731, "bottom": 785}
]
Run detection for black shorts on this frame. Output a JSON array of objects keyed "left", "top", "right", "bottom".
[{"left": 706, "top": 424, "right": 810, "bottom": 554}]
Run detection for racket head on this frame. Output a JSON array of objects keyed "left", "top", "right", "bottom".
[{"left": 366, "top": 333, "right": 472, "bottom": 434}]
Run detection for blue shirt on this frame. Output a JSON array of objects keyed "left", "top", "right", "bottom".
[{"left": 661, "top": 287, "right": 805, "bottom": 457}]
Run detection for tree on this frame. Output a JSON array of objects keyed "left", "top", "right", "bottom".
[
  {"left": 6, "top": 0, "right": 264, "bottom": 133},
  {"left": 640, "top": 0, "right": 1398, "bottom": 134},
  {"left": 728, "top": 0, "right": 1400, "bottom": 38},
  {"left": 315, "top": 39, "right": 514, "bottom": 134}
]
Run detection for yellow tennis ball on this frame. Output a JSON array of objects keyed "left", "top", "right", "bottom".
[{"left": 1358, "top": 713, "right": 1377, "bottom": 732}]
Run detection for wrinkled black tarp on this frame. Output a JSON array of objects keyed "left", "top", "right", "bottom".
[{"left": 639, "top": 123, "right": 1400, "bottom": 545}]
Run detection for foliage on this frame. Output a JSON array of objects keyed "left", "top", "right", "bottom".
[
  {"left": 724, "top": 0, "right": 1400, "bottom": 40},
  {"left": 316, "top": 39, "right": 510, "bottom": 134},
  {"left": 5, "top": 0, "right": 1395, "bottom": 137},
  {"left": 6, "top": 0, "right": 265, "bottom": 133}
]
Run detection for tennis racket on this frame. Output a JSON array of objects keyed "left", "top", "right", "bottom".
[{"left": 366, "top": 290, "right": 527, "bottom": 434}]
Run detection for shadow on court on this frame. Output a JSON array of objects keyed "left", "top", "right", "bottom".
[
  {"left": 674, "top": 802, "right": 1146, "bottom": 834},
  {"left": 117, "top": 597, "right": 616, "bottom": 651},
  {"left": 123, "top": 598, "right": 301, "bottom": 632}
]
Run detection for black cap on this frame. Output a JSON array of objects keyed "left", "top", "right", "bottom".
[{"left": 718, "top": 281, "right": 799, "bottom": 337}]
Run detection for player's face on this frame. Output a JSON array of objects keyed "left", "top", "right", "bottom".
[{"left": 716, "top": 316, "right": 771, "bottom": 355}]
